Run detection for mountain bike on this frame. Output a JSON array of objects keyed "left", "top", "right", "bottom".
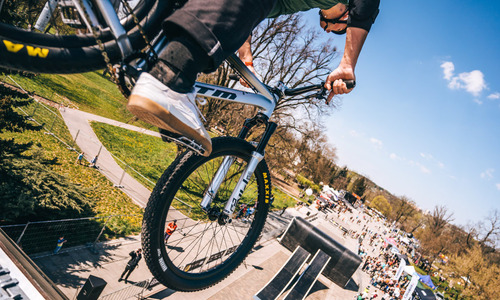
[{"left": 0, "top": 0, "right": 354, "bottom": 291}]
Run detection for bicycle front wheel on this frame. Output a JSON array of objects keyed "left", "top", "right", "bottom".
[
  {"left": 142, "top": 137, "right": 272, "bottom": 291},
  {"left": 0, "top": 0, "right": 168, "bottom": 73}
]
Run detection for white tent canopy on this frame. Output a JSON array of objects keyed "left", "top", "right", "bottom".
[{"left": 403, "top": 265, "right": 416, "bottom": 275}]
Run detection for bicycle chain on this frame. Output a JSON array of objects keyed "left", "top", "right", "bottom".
[
  {"left": 121, "top": 0, "right": 156, "bottom": 58},
  {"left": 75, "top": 0, "right": 114, "bottom": 78},
  {"left": 76, "top": 0, "right": 156, "bottom": 97}
]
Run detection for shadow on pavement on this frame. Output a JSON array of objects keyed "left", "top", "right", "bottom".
[
  {"left": 344, "top": 278, "right": 360, "bottom": 291},
  {"left": 33, "top": 242, "right": 126, "bottom": 290}
]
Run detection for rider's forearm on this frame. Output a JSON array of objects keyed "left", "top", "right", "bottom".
[
  {"left": 238, "top": 35, "right": 253, "bottom": 65},
  {"left": 339, "top": 27, "right": 368, "bottom": 71}
]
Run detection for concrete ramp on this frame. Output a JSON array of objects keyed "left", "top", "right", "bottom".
[
  {"left": 253, "top": 246, "right": 310, "bottom": 300},
  {"left": 279, "top": 217, "right": 361, "bottom": 287}
]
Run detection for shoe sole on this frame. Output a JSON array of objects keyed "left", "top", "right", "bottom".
[{"left": 127, "top": 95, "right": 212, "bottom": 156}]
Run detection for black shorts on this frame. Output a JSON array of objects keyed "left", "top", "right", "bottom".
[{"left": 164, "top": 0, "right": 277, "bottom": 70}]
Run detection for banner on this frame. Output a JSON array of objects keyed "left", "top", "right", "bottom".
[
  {"left": 402, "top": 273, "right": 419, "bottom": 300},
  {"left": 394, "top": 259, "right": 406, "bottom": 281}
]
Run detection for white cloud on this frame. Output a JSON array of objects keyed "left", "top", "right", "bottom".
[
  {"left": 473, "top": 99, "right": 483, "bottom": 105},
  {"left": 481, "top": 168, "right": 495, "bottom": 180},
  {"left": 496, "top": 183, "right": 500, "bottom": 190},
  {"left": 488, "top": 92, "right": 500, "bottom": 99},
  {"left": 441, "top": 61, "right": 487, "bottom": 97},
  {"left": 441, "top": 61, "right": 454, "bottom": 80},
  {"left": 390, "top": 153, "right": 402, "bottom": 161},
  {"left": 458, "top": 70, "right": 486, "bottom": 97},
  {"left": 420, "top": 153, "right": 434, "bottom": 160},
  {"left": 370, "top": 138, "right": 383, "bottom": 149},
  {"left": 420, "top": 165, "right": 431, "bottom": 174},
  {"left": 420, "top": 152, "right": 444, "bottom": 169},
  {"left": 409, "top": 160, "right": 431, "bottom": 174}
]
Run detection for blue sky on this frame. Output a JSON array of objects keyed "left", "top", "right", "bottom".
[{"left": 300, "top": 1, "right": 500, "bottom": 226}]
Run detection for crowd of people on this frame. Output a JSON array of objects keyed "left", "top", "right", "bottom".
[
  {"left": 311, "top": 196, "right": 420, "bottom": 300},
  {"left": 357, "top": 252, "right": 408, "bottom": 299}
]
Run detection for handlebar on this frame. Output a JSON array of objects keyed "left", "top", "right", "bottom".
[
  {"left": 228, "top": 74, "right": 355, "bottom": 99},
  {"left": 283, "top": 80, "right": 355, "bottom": 96}
]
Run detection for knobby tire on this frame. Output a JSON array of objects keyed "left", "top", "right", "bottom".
[{"left": 142, "top": 137, "right": 272, "bottom": 291}]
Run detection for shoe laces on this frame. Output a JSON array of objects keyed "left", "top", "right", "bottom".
[{"left": 187, "top": 93, "right": 207, "bottom": 122}]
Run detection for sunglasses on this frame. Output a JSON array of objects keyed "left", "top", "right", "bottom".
[{"left": 319, "top": 9, "right": 349, "bottom": 35}]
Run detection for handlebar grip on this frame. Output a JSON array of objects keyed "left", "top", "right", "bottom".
[
  {"left": 344, "top": 80, "right": 356, "bottom": 89},
  {"left": 228, "top": 74, "right": 240, "bottom": 81}
]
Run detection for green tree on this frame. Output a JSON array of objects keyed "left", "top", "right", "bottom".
[
  {"left": 369, "top": 195, "right": 392, "bottom": 217},
  {"left": 349, "top": 176, "right": 366, "bottom": 196},
  {"left": 0, "top": 85, "right": 92, "bottom": 223}
]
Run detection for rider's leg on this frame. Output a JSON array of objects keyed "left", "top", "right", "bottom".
[
  {"left": 127, "top": 0, "right": 276, "bottom": 156},
  {"left": 149, "top": 35, "right": 209, "bottom": 94}
]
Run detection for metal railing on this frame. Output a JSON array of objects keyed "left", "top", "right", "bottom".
[
  {"left": 98, "top": 279, "right": 151, "bottom": 300},
  {"left": 0, "top": 215, "right": 142, "bottom": 257}
]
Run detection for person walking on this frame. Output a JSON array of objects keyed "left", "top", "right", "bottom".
[
  {"left": 164, "top": 220, "right": 178, "bottom": 243},
  {"left": 75, "top": 152, "right": 84, "bottom": 165},
  {"left": 53, "top": 236, "right": 67, "bottom": 254},
  {"left": 119, "top": 248, "right": 142, "bottom": 283},
  {"left": 89, "top": 155, "right": 98, "bottom": 168}
]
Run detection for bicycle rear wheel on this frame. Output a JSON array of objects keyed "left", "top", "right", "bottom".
[
  {"left": 142, "top": 137, "right": 272, "bottom": 291},
  {"left": 0, "top": 0, "right": 168, "bottom": 73}
]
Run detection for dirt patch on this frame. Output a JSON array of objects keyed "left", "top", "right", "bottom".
[{"left": 271, "top": 173, "right": 300, "bottom": 198}]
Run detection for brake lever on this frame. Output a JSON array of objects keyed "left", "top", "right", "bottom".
[
  {"left": 316, "top": 82, "right": 327, "bottom": 100},
  {"left": 322, "top": 79, "right": 356, "bottom": 104}
]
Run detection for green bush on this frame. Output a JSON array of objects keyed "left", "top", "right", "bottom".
[{"left": 296, "top": 174, "right": 320, "bottom": 192}]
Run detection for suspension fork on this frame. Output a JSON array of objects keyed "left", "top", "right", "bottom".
[
  {"left": 200, "top": 116, "right": 277, "bottom": 224},
  {"left": 200, "top": 115, "right": 265, "bottom": 211}
]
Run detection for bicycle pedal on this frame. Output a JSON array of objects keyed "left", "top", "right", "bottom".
[
  {"left": 57, "top": 0, "right": 87, "bottom": 29},
  {"left": 158, "top": 129, "right": 206, "bottom": 156}
]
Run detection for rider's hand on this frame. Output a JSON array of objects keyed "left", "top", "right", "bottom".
[
  {"left": 240, "top": 64, "right": 256, "bottom": 88},
  {"left": 324, "top": 65, "right": 355, "bottom": 104}
]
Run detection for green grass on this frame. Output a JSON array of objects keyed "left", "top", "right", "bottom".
[
  {"left": 1, "top": 108, "right": 143, "bottom": 233},
  {"left": 271, "top": 187, "right": 298, "bottom": 210},
  {"left": 91, "top": 122, "right": 177, "bottom": 190},
  {"left": 1, "top": 72, "right": 140, "bottom": 124}
]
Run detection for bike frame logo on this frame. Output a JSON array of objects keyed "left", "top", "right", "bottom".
[
  {"left": 3, "top": 40, "right": 49, "bottom": 58},
  {"left": 195, "top": 84, "right": 237, "bottom": 100}
]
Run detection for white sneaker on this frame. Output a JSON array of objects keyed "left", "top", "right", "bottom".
[{"left": 127, "top": 73, "right": 212, "bottom": 156}]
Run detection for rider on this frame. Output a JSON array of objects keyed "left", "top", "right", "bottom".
[{"left": 127, "top": 0, "right": 380, "bottom": 156}]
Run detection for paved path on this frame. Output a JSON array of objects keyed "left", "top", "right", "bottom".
[{"left": 60, "top": 108, "right": 161, "bottom": 208}]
